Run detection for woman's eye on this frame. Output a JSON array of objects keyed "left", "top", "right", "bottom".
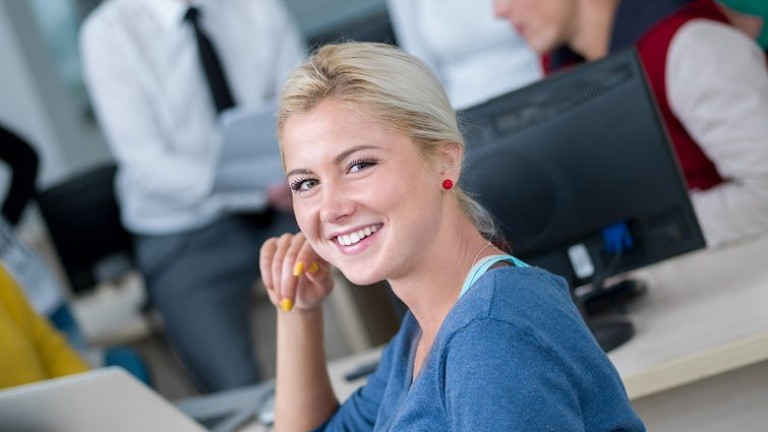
[
  {"left": 348, "top": 158, "right": 377, "bottom": 174},
  {"left": 290, "top": 178, "right": 318, "bottom": 192}
]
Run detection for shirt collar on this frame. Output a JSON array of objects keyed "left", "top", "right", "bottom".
[{"left": 140, "top": 0, "right": 206, "bottom": 32}]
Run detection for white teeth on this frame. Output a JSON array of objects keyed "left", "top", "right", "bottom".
[{"left": 335, "top": 225, "right": 379, "bottom": 246}]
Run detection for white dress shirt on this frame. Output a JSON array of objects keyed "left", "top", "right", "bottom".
[
  {"left": 81, "top": 0, "right": 305, "bottom": 235},
  {"left": 667, "top": 20, "right": 768, "bottom": 247},
  {"left": 387, "top": 0, "right": 542, "bottom": 109}
]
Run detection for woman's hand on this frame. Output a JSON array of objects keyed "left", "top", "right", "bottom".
[{"left": 260, "top": 232, "right": 333, "bottom": 313}]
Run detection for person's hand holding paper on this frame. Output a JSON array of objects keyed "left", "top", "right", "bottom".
[{"left": 214, "top": 102, "right": 288, "bottom": 212}]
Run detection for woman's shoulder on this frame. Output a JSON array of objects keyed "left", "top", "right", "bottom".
[
  {"left": 491, "top": 266, "right": 575, "bottom": 314},
  {"left": 426, "top": 267, "right": 643, "bottom": 432},
  {"left": 439, "top": 265, "right": 592, "bottom": 355},
  {"left": 459, "top": 265, "right": 576, "bottom": 322}
]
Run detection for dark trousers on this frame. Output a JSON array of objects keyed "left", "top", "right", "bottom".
[{"left": 135, "top": 212, "right": 296, "bottom": 392}]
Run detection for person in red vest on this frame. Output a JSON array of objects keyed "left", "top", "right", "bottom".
[{"left": 493, "top": 0, "right": 768, "bottom": 247}]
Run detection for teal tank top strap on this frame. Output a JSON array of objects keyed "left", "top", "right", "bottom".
[{"left": 459, "top": 254, "right": 529, "bottom": 299}]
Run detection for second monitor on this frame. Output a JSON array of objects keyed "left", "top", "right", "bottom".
[{"left": 459, "top": 49, "right": 705, "bottom": 346}]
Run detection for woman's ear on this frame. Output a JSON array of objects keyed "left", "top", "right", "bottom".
[{"left": 437, "top": 141, "right": 463, "bottom": 180}]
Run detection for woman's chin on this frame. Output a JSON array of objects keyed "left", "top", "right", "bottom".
[{"left": 338, "top": 266, "right": 384, "bottom": 287}]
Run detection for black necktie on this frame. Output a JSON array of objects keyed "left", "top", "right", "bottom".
[{"left": 183, "top": 7, "right": 236, "bottom": 113}]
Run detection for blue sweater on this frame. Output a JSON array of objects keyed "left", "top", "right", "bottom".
[{"left": 316, "top": 266, "right": 645, "bottom": 431}]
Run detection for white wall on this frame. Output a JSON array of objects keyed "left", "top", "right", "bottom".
[
  {"left": 0, "top": 0, "right": 110, "bottom": 191},
  {"left": 0, "top": 1, "right": 69, "bottom": 186}
]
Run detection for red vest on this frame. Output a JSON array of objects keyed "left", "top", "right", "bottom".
[
  {"left": 544, "top": 0, "right": 727, "bottom": 190},
  {"left": 636, "top": 0, "right": 726, "bottom": 190}
]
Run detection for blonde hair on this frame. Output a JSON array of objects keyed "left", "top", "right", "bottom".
[{"left": 277, "top": 42, "right": 499, "bottom": 241}]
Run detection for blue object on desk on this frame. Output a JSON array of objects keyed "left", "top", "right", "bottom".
[
  {"left": 104, "top": 347, "right": 152, "bottom": 387},
  {"left": 602, "top": 222, "right": 634, "bottom": 254}
]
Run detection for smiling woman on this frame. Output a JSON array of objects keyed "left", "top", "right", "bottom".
[{"left": 258, "top": 42, "right": 645, "bottom": 432}]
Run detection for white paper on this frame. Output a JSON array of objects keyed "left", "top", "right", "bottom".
[{"left": 214, "top": 102, "right": 285, "bottom": 191}]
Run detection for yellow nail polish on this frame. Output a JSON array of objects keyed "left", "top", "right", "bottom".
[
  {"left": 280, "top": 298, "right": 293, "bottom": 312},
  {"left": 308, "top": 262, "right": 319, "bottom": 274},
  {"left": 293, "top": 261, "right": 305, "bottom": 277}
]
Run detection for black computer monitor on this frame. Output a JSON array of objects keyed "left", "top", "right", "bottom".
[{"left": 459, "top": 49, "right": 705, "bottom": 348}]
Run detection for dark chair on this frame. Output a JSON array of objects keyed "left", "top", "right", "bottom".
[
  {"left": 35, "top": 164, "right": 134, "bottom": 294},
  {"left": 35, "top": 164, "right": 152, "bottom": 385}
]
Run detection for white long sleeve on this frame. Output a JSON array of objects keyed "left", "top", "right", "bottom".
[
  {"left": 667, "top": 20, "right": 768, "bottom": 247},
  {"left": 80, "top": 0, "right": 305, "bottom": 234}
]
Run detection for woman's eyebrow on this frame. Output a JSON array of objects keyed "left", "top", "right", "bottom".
[
  {"left": 333, "top": 145, "right": 380, "bottom": 165},
  {"left": 286, "top": 167, "right": 313, "bottom": 177},
  {"left": 287, "top": 145, "right": 382, "bottom": 177}
]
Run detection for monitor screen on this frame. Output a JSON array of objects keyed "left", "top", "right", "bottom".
[{"left": 459, "top": 49, "right": 705, "bottom": 289}]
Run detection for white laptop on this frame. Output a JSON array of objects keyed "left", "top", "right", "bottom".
[{"left": 0, "top": 367, "right": 208, "bottom": 432}]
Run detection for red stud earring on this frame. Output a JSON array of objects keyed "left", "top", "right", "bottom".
[{"left": 442, "top": 179, "right": 454, "bottom": 190}]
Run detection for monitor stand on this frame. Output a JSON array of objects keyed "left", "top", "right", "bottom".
[
  {"left": 587, "top": 315, "right": 635, "bottom": 352},
  {"left": 583, "top": 279, "right": 648, "bottom": 315},
  {"left": 576, "top": 278, "right": 648, "bottom": 352}
]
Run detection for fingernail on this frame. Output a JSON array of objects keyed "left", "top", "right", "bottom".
[
  {"left": 293, "top": 261, "right": 305, "bottom": 277},
  {"left": 308, "top": 262, "right": 319, "bottom": 274},
  {"left": 280, "top": 298, "right": 294, "bottom": 312}
]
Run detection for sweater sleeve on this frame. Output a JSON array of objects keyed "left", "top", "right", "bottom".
[
  {"left": 443, "top": 318, "right": 586, "bottom": 431},
  {"left": 667, "top": 20, "right": 768, "bottom": 247}
]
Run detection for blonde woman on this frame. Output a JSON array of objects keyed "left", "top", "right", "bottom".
[{"left": 260, "top": 43, "right": 644, "bottom": 431}]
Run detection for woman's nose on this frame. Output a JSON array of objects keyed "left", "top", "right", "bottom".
[{"left": 319, "top": 183, "right": 355, "bottom": 224}]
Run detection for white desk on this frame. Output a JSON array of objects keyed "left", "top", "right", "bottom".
[
  {"left": 238, "top": 234, "right": 768, "bottom": 431},
  {"left": 610, "top": 234, "right": 768, "bottom": 399},
  {"left": 609, "top": 234, "right": 768, "bottom": 431}
]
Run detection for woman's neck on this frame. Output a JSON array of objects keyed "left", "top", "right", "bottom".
[{"left": 388, "top": 205, "right": 500, "bottom": 343}]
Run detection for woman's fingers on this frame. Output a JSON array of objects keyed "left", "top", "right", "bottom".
[
  {"left": 278, "top": 233, "right": 307, "bottom": 312},
  {"left": 299, "top": 241, "right": 331, "bottom": 291},
  {"left": 304, "top": 259, "right": 330, "bottom": 288},
  {"left": 269, "top": 233, "right": 294, "bottom": 306},
  {"left": 260, "top": 238, "right": 277, "bottom": 289},
  {"left": 260, "top": 232, "right": 333, "bottom": 312}
]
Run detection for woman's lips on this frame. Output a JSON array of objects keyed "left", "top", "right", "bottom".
[{"left": 331, "top": 223, "right": 383, "bottom": 254}]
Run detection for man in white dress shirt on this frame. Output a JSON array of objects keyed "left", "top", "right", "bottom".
[{"left": 80, "top": 0, "right": 305, "bottom": 392}]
